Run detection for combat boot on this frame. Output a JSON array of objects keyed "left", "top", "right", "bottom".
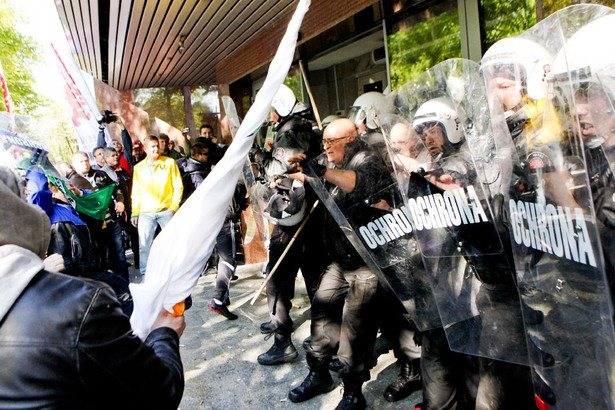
[
  {"left": 383, "top": 358, "right": 422, "bottom": 402},
  {"left": 288, "top": 353, "right": 335, "bottom": 402},
  {"left": 335, "top": 380, "right": 367, "bottom": 410},
  {"left": 260, "top": 321, "right": 276, "bottom": 334},
  {"left": 257, "top": 333, "right": 298, "bottom": 365}
]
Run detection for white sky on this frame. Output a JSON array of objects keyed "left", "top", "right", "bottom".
[
  {"left": 11, "top": 0, "right": 219, "bottom": 115},
  {"left": 12, "top": 0, "right": 91, "bottom": 101}
]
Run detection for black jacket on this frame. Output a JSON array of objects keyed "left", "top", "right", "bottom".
[
  {"left": 0, "top": 269, "right": 184, "bottom": 409},
  {"left": 324, "top": 138, "right": 394, "bottom": 270},
  {"left": 176, "top": 157, "right": 211, "bottom": 203}
]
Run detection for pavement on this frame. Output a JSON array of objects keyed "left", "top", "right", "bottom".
[{"left": 127, "top": 254, "right": 422, "bottom": 409}]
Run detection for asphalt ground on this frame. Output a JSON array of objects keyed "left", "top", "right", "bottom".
[{"left": 128, "top": 254, "right": 422, "bottom": 409}]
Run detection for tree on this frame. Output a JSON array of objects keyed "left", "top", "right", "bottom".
[
  {"left": 388, "top": 10, "right": 462, "bottom": 90},
  {"left": 133, "top": 86, "right": 185, "bottom": 128},
  {"left": 482, "top": 0, "right": 536, "bottom": 47},
  {"left": 191, "top": 85, "right": 219, "bottom": 127},
  {"left": 0, "top": 0, "right": 42, "bottom": 115}
]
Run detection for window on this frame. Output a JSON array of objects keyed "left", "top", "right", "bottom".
[{"left": 387, "top": 1, "right": 461, "bottom": 90}]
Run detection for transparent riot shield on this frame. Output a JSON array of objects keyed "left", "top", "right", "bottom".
[
  {"left": 382, "top": 58, "right": 530, "bottom": 365},
  {"left": 481, "top": 4, "right": 615, "bottom": 408},
  {"left": 303, "top": 141, "right": 441, "bottom": 331},
  {"left": 0, "top": 113, "right": 54, "bottom": 174}
]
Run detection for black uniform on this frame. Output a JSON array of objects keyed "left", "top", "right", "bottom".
[
  {"left": 308, "top": 138, "right": 392, "bottom": 383},
  {"left": 176, "top": 157, "right": 211, "bottom": 204}
]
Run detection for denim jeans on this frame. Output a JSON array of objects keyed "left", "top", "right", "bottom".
[
  {"left": 101, "top": 220, "right": 129, "bottom": 281},
  {"left": 138, "top": 210, "right": 173, "bottom": 275}
]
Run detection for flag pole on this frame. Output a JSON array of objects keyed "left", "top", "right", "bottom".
[
  {"left": 250, "top": 199, "right": 319, "bottom": 305},
  {"left": 250, "top": 58, "right": 325, "bottom": 305}
]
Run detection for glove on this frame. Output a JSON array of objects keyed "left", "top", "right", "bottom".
[
  {"left": 43, "top": 253, "right": 65, "bottom": 273},
  {"left": 303, "top": 158, "right": 327, "bottom": 177},
  {"left": 249, "top": 145, "right": 266, "bottom": 164},
  {"left": 596, "top": 185, "right": 615, "bottom": 229}
]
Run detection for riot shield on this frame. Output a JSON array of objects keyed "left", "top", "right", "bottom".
[
  {"left": 383, "top": 58, "right": 530, "bottom": 365},
  {"left": 0, "top": 113, "right": 52, "bottom": 173},
  {"left": 303, "top": 141, "right": 441, "bottom": 331},
  {"left": 481, "top": 4, "right": 615, "bottom": 408}
]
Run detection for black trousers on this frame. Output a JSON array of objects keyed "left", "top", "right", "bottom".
[
  {"left": 212, "top": 220, "right": 236, "bottom": 303},
  {"left": 265, "top": 224, "right": 303, "bottom": 335}
]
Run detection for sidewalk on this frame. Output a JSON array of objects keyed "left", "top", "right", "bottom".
[{"left": 129, "top": 257, "right": 422, "bottom": 409}]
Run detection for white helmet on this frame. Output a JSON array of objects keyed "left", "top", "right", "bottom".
[
  {"left": 551, "top": 13, "right": 615, "bottom": 148},
  {"left": 322, "top": 114, "right": 342, "bottom": 128},
  {"left": 413, "top": 97, "right": 463, "bottom": 145},
  {"left": 348, "top": 91, "right": 385, "bottom": 130},
  {"left": 552, "top": 13, "right": 615, "bottom": 83},
  {"left": 480, "top": 36, "right": 553, "bottom": 101},
  {"left": 271, "top": 84, "right": 297, "bottom": 118}
]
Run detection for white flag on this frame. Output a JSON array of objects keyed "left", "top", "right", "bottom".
[
  {"left": 129, "top": 0, "right": 311, "bottom": 340},
  {"left": 51, "top": 43, "right": 109, "bottom": 152}
]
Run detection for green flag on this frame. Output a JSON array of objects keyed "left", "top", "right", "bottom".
[{"left": 49, "top": 175, "right": 114, "bottom": 221}]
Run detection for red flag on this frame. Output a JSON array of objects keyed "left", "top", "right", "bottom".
[{"left": 0, "top": 59, "right": 17, "bottom": 132}]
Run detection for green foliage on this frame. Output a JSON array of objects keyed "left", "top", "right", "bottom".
[
  {"left": 388, "top": 10, "right": 462, "bottom": 90},
  {"left": 191, "top": 85, "right": 219, "bottom": 126},
  {"left": 284, "top": 72, "right": 303, "bottom": 102},
  {"left": 542, "top": 0, "right": 615, "bottom": 17},
  {"left": 133, "top": 87, "right": 185, "bottom": 128},
  {"left": 482, "top": 0, "right": 537, "bottom": 45},
  {"left": 0, "top": 0, "right": 42, "bottom": 114}
]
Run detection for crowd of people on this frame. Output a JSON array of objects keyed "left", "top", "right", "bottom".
[{"left": 1, "top": 4, "right": 615, "bottom": 409}]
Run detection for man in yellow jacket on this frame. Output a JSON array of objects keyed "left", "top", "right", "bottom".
[{"left": 131, "top": 135, "right": 183, "bottom": 275}]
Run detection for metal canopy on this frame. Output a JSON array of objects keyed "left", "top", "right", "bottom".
[{"left": 54, "top": 0, "right": 297, "bottom": 90}]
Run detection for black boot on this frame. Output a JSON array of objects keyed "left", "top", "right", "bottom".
[
  {"left": 335, "top": 380, "right": 367, "bottom": 410},
  {"left": 257, "top": 333, "right": 298, "bottom": 365},
  {"left": 288, "top": 354, "right": 335, "bottom": 402},
  {"left": 329, "top": 357, "right": 344, "bottom": 372},
  {"left": 260, "top": 321, "right": 276, "bottom": 334},
  {"left": 383, "top": 358, "right": 421, "bottom": 402}
]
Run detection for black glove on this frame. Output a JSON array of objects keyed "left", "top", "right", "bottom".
[
  {"left": 596, "top": 185, "right": 615, "bottom": 229},
  {"left": 303, "top": 158, "right": 327, "bottom": 178},
  {"left": 249, "top": 145, "right": 268, "bottom": 165}
]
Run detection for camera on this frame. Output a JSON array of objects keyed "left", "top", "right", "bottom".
[
  {"left": 182, "top": 127, "right": 190, "bottom": 134},
  {"left": 97, "top": 109, "right": 118, "bottom": 125}
]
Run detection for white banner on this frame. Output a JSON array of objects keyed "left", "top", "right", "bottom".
[
  {"left": 51, "top": 43, "right": 109, "bottom": 152},
  {"left": 129, "top": 0, "right": 311, "bottom": 340}
]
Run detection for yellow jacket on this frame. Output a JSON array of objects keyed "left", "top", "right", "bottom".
[
  {"left": 523, "top": 97, "right": 562, "bottom": 148},
  {"left": 131, "top": 156, "right": 183, "bottom": 216}
]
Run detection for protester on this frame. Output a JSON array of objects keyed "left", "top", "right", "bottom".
[
  {"left": 102, "top": 146, "right": 138, "bottom": 272},
  {"left": 69, "top": 151, "right": 128, "bottom": 280},
  {"left": 25, "top": 166, "right": 133, "bottom": 316},
  {"left": 97, "top": 115, "right": 134, "bottom": 176},
  {"left": 0, "top": 167, "right": 185, "bottom": 409},
  {"left": 132, "top": 139, "right": 146, "bottom": 164},
  {"left": 91, "top": 146, "right": 106, "bottom": 170},
  {"left": 159, "top": 133, "right": 183, "bottom": 160},
  {"left": 131, "top": 135, "right": 183, "bottom": 275}
]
